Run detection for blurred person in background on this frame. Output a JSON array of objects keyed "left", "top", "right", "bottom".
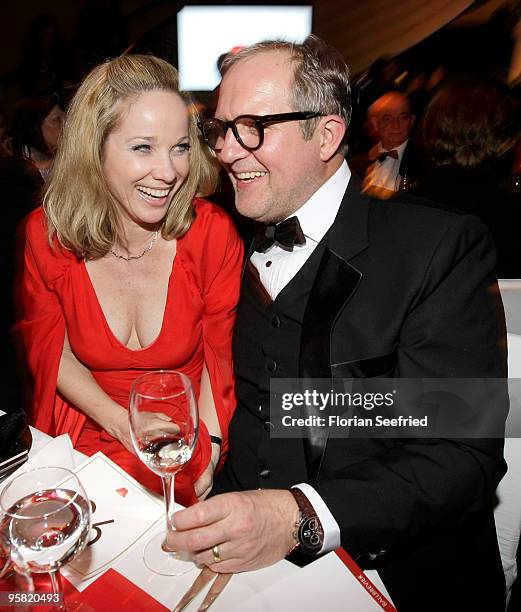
[
  {"left": 349, "top": 91, "right": 418, "bottom": 199},
  {"left": 412, "top": 77, "right": 519, "bottom": 278},
  {"left": 0, "top": 102, "right": 43, "bottom": 421},
  {"left": 12, "top": 96, "right": 65, "bottom": 181}
]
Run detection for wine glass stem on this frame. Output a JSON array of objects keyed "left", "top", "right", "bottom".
[
  {"left": 49, "top": 569, "right": 66, "bottom": 611},
  {"left": 162, "top": 474, "right": 176, "bottom": 549}
]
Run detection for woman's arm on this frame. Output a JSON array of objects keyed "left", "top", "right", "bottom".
[
  {"left": 200, "top": 208, "right": 244, "bottom": 462},
  {"left": 57, "top": 330, "right": 134, "bottom": 453},
  {"left": 198, "top": 363, "right": 222, "bottom": 441},
  {"left": 191, "top": 204, "right": 244, "bottom": 499},
  {"left": 195, "top": 363, "right": 222, "bottom": 499}
]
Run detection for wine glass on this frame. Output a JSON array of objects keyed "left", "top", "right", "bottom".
[
  {"left": 0, "top": 466, "right": 92, "bottom": 610},
  {"left": 129, "top": 370, "right": 198, "bottom": 576}
]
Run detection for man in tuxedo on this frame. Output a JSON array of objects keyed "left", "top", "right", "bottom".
[
  {"left": 171, "top": 36, "right": 507, "bottom": 611},
  {"left": 349, "top": 91, "right": 417, "bottom": 198}
]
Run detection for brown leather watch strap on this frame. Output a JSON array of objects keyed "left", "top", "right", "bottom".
[
  {"left": 290, "top": 488, "right": 316, "bottom": 519},
  {"left": 289, "top": 488, "right": 324, "bottom": 554}
]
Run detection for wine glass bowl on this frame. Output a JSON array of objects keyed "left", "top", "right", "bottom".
[
  {"left": 129, "top": 370, "right": 198, "bottom": 576},
  {"left": 130, "top": 373, "right": 197, "bottom": 477}
]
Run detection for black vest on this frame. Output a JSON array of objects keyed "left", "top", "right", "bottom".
[{"left": 222, "top": 245, "right": 326, "bottom": 491}]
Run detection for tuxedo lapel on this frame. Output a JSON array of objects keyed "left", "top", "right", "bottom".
[
  {"left": 326, "top": 176, "right": 369, "bottom": 261},
  {"left": 300, "top": 177, "right": 369, "bottom": 378},
  {"left": 300, "top": 251, "right": 362, "bottom": 378},
  {"left": 244, "top": 262, "right": 273, "bottom": 307},
  {"left": 299, "top": 179, "right": 369, "bottom": 478},
  {"left": 242, "top": 237, "right": 256, "bottom": 281}
]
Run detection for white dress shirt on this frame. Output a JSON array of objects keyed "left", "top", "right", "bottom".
[
  {"left": 365, "top": 138, "right": 408, "bottom": 193},
  {"left": 251, "top": 160, "right": 350, "bottom": 299},
  {"left": 251, "top": 160, "right": 351, "bottom": 554}
]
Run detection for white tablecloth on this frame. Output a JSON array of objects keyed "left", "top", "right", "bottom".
[{"left": 4, "top": 427, "right": 394, "bottom": 611}]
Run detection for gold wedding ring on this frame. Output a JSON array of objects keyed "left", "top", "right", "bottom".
[{"left": 212, "top": 545, "right": 222, "bottom": 563}]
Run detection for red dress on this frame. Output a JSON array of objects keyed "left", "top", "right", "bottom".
[{"left": 17, "top": 199, "right": 243, "bottom": 506}]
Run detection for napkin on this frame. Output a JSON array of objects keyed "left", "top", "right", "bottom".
[{"left": 0, "top": 433, "right": 78, "bottom": 494}]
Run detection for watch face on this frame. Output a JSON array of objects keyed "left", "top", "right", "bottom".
[{"left": 299, "top": 516, "right": 323, "bottom": 553}]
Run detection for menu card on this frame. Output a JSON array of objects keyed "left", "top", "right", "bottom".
[{"left": 63, "top": 452, "right": 164, "bottom": 591}]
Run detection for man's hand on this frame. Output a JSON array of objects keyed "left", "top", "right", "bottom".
[{"left": 169, "top": 489, "right": 300, "bottom": 572}]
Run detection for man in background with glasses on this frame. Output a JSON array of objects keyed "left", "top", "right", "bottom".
[
  {"left": 350, "top": 91, "right": 417, "bottom": 199},
  {"left": 171, "top": 35, "right": 507, "bottom": 612}
]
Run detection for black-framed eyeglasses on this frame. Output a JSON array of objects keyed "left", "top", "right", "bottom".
[{"left": 197, "top": 111, "right": 324, "bottom": 152}]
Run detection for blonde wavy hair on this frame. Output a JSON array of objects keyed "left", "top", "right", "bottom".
[{"left": 44, "top": 54, "right": 218, "bottom": 259}]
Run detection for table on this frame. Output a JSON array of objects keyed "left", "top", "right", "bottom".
[{"left": 1, "top": 428, "right": 395, "bottom": 611}]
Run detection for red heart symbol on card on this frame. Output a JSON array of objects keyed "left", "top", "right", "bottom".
[{"left": 116, "top": 487, "right": 128, "bottom": 498}]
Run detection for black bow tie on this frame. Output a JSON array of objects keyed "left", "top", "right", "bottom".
[
  {"left": 377, "top": 149, "right": 399, "bottom": 163},
  {"left": 254, "top": 216, "right": 306, "bottom": 253}
]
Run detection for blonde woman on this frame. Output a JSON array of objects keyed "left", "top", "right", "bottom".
[{"left": 17, "top": 55, "right": 243, "bottom": 505}]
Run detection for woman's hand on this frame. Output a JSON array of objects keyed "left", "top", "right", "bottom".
[
  {"left": 107, "top": 410, "right": 180, "bottom": 456},
  {"left": 105, "top": 408, "right": 136, "bottom": 455},
  {"left": 194, "top": 442, "right": 220, "bottom": 500}
]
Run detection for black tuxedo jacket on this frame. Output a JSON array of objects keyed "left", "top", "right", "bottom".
[{"left": 217, "top": 179, "right": 508, "bottom": 611}]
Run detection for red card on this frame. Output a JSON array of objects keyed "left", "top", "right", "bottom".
[
  {"left": 0, "top": 569, "right": 167, "bottom": 611},
  {"left": 62, "top": 570, "right": 167, "bottom": 610}
]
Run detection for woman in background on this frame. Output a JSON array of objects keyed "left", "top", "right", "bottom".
[
  {"left": 413, "top": 77, "right": 519, "bottom": 278},
  {"left": 17, "top": 54, "right": 243, "bottom": 505},
  {"left": 12, "top": 96, "right": 64, "bottom": 181}
]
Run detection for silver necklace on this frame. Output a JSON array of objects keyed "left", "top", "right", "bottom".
[{"left": 109, "top": 230, "right": 159, "bottom": 261}]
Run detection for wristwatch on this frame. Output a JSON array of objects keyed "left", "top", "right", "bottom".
[{"left": 289, "top": 488, "right": 324, "bottom": 555}]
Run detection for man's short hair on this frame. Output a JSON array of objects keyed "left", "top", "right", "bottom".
[{"left": 221, "top": 35, "right": 352, "bottom": 155}]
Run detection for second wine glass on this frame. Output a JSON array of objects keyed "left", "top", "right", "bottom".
[
  {"left": 129, "top": 370, "right": 198, "bottom": 576},
  {"left": 0, "top": 466, "right": 92, "bottom": 611}
]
